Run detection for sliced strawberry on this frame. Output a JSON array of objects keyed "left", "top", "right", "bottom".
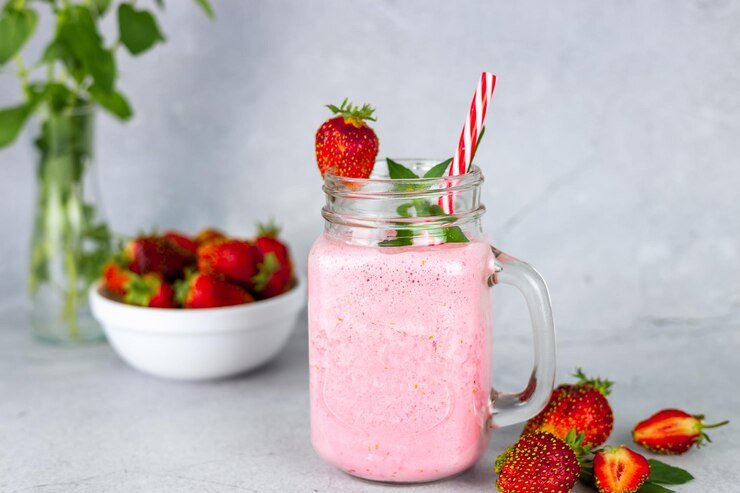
[
  {"left": 175, "top": 273, "right": 253, "bottom": 309},
  {"left": 633, "top": 409, "right": 729, "bottom": 455},
  {"left": 593, "top": 446, "right": 650, "bottom": 493}
]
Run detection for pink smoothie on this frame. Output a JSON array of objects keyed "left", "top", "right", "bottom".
[{"left": 308, "top": 235, "right": 496, "bottom": 482}]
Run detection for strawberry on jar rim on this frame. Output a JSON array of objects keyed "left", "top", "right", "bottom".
[{"left": 315, "top": 98, "right": 379, "bottom": 179}]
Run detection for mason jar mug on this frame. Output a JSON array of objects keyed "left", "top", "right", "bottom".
[{"left": 308, "top": 160, "right": 557, "bottom": 483}]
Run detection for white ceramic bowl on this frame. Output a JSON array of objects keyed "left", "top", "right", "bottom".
[{"left": 89, "top": 276, "right": 306, "bottom": 381}]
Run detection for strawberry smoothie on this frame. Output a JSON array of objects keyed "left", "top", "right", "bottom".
[{"left": 308, "top": 235, "right": 496, "bottom": 482}]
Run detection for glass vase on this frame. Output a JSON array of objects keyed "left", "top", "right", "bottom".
[{"left": 29, "top": 101, "right": 111, "bottom": 344}]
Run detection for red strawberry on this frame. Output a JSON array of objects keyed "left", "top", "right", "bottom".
[
  {"left": 251, "top": 223, "right": 294, "bottom": 299},
  {"left": 163, "top": 230, "right": 199, "bottom": 255},
  {"left": 592, "top": 446, "right": 650, "bottom": 493},
  {"left": 252, "top": 253, "right": 294, "bottom": 299},
  {"left": 197, "top": 239, "right": 263, "bottom": 291},
  {"left": 633, "top": 409, "right": 729, "bottom": 455},
  {"left": 495, "top": 431, "right": 582, "bottom": 493},
  {"left": 255, "top": 222, "right": 292, "bottom": 268},
  {"left": 175, "top": 273, "right": 253, "bottom": 309},
  {"left": 102, "top": 261, "right": 134, "bottom": 297},
  {"left": 125, "top": 236, "right": 195, "bottom": 280},
  {"left": 315, "top": 98, "right": 379, "bottom": 178},
  {"left": 523, "top": 369, "right": 614, "bottom": 447},
  {"left": 124, "top": 274, "right": 177, "bottom": 309},
  {"left": 195, "top": 228, "right": 227, "bottom": 245}
]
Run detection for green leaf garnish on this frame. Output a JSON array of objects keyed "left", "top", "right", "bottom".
[
  {"left": 0, "top": 103, "right": 34, "bottom": 148},
  {"left": 89, "top": 85, "right": 133, "bottom": 120},
  {"left": 423, "top": 158, "right": 452, "bottom": 178},
  {"left": 0, "top": 6, "right": 38, "bottom": 65},
  {"left": 637, "top": 482, "right": 676, "bottom": 493},
  {"left": 118, "top": 4, "right": 166, "bottom": 56},
  {"left": 193, "top": 0, "right": 216, "bottom": 19},
  {"left": 379, "top": 229, "right": 414, "bottom": 247},
  {"left": 386, "top": 158, "right": 419, "bottom": 179},
  {"left": 646, "top": 460, "right": 694, "bottom": 485}
]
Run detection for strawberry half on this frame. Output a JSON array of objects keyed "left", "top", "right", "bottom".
[
  {"left": 197, "top": 239, "right": 263, "bottom": 291},
  {"left": 125, "top": 235, "right": 195, "bottom": 281},
  {"left": 315, "top": 98, "right": 379, "bottom": 178},
  {"left": 175, "top": 272, "right": 253, "bottom": 309},
  {"left": 124, "top": 273, "right": 177, "bottom": 309},
  {"left": 523, "top": 369, "right": 614, "bottom": 447},
  {"left": 633, "top": 409, "right": 729, "bottom": 455},
  {"left": 592, "top": 446, "right": 650, "bottom": 493},
  {"left": 495, "top": 431, "right": 583, "bottom": 493}
]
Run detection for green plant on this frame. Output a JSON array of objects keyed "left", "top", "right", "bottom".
[{"left": 0, "top": 0, "right": 213, "bottom": 340}]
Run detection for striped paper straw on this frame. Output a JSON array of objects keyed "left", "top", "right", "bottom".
[{"left": 442, "top": 72, "right": 497, "bottom": 213}]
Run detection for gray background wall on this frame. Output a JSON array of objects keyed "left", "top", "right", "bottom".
[{"left": 1, "top": 1, "right": 738, "bottom": 347}]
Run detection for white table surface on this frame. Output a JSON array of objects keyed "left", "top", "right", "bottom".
[{"left": 1, "top": 302, "right": 738, "bottom": 493}]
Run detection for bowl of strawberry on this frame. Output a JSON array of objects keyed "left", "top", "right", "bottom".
[{"left": 89, "top": 225, "right": 305, "bottom": 381}]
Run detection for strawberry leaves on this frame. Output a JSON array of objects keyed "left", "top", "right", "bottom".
[{"left": 327, "top": 98, "right": 376, "bottom": 123}]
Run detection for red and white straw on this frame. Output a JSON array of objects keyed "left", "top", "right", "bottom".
[{"left": 442, "top": 72, "right": 497, "bottom": 213}]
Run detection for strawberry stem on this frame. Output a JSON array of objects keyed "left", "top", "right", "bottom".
[
  {"left": 702, "top": 420, "right": 729, "bottom": 429},
  {"left": 573, "top": 368, "right": 613, "bottom": 396},
  {"left": 326, "top": 98, "right": 376, "bottom": 124}
]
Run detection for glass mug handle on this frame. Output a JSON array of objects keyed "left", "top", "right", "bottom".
[{"left": 487, "top": 246, "right": 557, "bottom": 428}]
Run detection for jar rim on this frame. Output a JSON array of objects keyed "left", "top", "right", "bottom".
[{"left": 324, "top": 159, "right": 483, "bottom": 197}]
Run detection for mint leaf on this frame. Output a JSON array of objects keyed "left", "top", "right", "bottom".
[
  {"left": 379, "top": 229, "right": 414, "bottom": 247},
  {"left": 90, "top": 85, "right": 133, "bottom": 120},
  {"left": 444, "top": 226, "right": 468, "bottom": 243},
  {"left": 423, "top": 158, "right": 452, "bottom": 178},
  {"left": 647, "top": 460, "right": 694, "bottom": 485},
  {"left": 118, "top": 4, "right": 165, "bottom": 56},
  {"left": 92, "top": 0, "right": 112, "bottom": 16},
  {"left": 387, "top": 158, "right": 419, "bottom": 179},
  {"left": 637, "top": 481, "right": 676, "bottom": 493},
  {"left": 193, "top": 0, "right": 215, "bottom": 19},
  {"left": 0, "top": 103, "right": 33, "bottom": 148},
  {"left": 0, "top": 6, "right": 38, "bottom": 65}
]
